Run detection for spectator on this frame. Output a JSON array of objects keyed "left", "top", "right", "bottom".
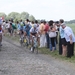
[
  {"left": 48, "top": 20, "right": 56, "bottom": 52},
  {"left": 39, "top": 20, "right": 46, "bottom": 48},
  {"left": 61, "top": 23, "right": 75, "bottom": 58},
  {"left": 59, "top": 19, "right": 67, "bottom": 56},
  {"left": 44, "top": 20, "right": 49, "bottom": 48},
  {"left": 54, "top": 21, "right": 59, "bottom": 44}
]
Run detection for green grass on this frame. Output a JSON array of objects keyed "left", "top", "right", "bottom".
[
  {"left": 67, "top": 23, "right": 75, "bottom": 35},
  {"left": 38, "top": 47, "right": 75, "bottom": 63}
]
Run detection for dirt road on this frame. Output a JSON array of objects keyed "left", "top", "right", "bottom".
[{"left": 0, "top": 37, "right": 75, "bottom": 75}]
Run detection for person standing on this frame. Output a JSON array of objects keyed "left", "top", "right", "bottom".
[
  {"left": 39, "top": 20, "right": 46, "bottom": 48},
  {"left": 48, "top": 20, "right": 56, "bottom": 52},
  {"left": 44, "top": 21, "right": 49, "bottom": 48},
  {"left": 59, "top": 19, "right": 67, "bottom": 56},
  {"left": 61, "top": 23, "right": 75, "bottom": 58}
]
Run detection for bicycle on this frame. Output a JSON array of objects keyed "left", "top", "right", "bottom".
[
  {"left": 31, "top": 35, "right": 38, "bottom": 54},
  {"left": 20, "top": 33, "right": 29, "bottom": 48},
  {"left": 23, "top": 36, "right": 29, "bottom": 48},
  {"left": 19, "top": 34, "right": 24, "bottom": 47}
]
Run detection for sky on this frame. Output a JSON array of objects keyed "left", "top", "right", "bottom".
[{"left": 0, "top": 0, "right": 75, "bottom": 21}]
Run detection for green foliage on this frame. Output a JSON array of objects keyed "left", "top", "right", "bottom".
[
  {"left": 0, "top": 12, "right": 35, "bottom": 22},
  {"left": 29, "top": 15, "right": 35, "bottom": 21},
  {"left": 8, "top": 12, "right": 20, "bottom": 20},
  {"left": 20, "top": 12, "right": 29, "bottom": 21}
]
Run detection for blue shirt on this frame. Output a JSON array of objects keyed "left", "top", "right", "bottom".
[
  {"left": 17, "top": 24, "right": 21, "bottom": 30},
  {"left": 59, "top": 26, "right": 65, "bottom": 38},
  {"left": 23, "top": 25, "right": 31, "bottom": 36}
]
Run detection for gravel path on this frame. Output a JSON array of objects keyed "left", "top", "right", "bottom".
[{"left": 0, "top": 37, "right": 75, "bottom": 75}]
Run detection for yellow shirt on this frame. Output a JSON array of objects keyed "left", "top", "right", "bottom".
[{"left": 39, "top": 23, "right": 45, "bottom": 34}]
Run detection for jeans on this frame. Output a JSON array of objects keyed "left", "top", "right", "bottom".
[
  {"left": 46, "top": 33, "right": 49, "bottom": 48},
  {"left": 49, "top": 38, "right": 56, "bottom": 51}
]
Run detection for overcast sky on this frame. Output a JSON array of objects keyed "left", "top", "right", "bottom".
[{"left": 0, "top": 0, "right": 75, "bottom": 21}]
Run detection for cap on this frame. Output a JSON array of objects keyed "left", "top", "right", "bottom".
[
  {"left": 61, "top": 23, "right": 66, "bottom": 26},
  {"left": 40, "top": 20, "right": 44, "bottom": 23}
]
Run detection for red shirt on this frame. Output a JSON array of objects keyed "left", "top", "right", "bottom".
[{"left": 44, "top": 24, "right": 49, "bottom": 32}]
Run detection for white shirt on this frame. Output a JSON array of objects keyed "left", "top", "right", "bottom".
[
  {"left": 30, "top": 27, "right": 38, "bottom": 33},
  {"left": 64, "top": 26, "right": 75, "bottom": 42}
]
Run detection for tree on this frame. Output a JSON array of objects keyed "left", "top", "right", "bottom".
[
  {"left": 20, "top": 12, "right": 29, "bottom": 21},
  {"left": 8, "top": 12, "right": 20, "bottom": 20},
  {"left": 29, "top": 15, "right": 35, "bottom": 21}
]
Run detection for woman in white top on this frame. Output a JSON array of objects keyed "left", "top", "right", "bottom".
[{"left": 48, "top": 20, "right": 56, "bottom": 52}]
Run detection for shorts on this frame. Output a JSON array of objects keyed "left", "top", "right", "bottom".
[
  {"left": 31, "top": 33, "right": 37, "bottom": 36},
  {"left": 8, "top": 28, "right": 13, "bottom": 34},
  {"left": 61, "top": 38, "right": 67, "bottom": 46}
]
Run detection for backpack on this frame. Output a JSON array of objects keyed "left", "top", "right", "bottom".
[{"left": 12, "top": 23, "right": 17, "bottom": 29}]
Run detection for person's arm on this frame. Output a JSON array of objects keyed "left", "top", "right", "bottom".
[
  {"left": 65, "top": 29, "right": 73, "bottom": 44},
  {"left": 69, "top": 34, "right": 73, "bottom": 44},
  {"left": 50, "top": 26, "right": 56, "bottom": 32}
]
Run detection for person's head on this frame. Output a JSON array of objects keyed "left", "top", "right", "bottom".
[
  {"left": 48, "top": 20, "right": 54, "bottom": 26},
  {"left": 25, "top": 19, "right": 29, "bottom": 24},
  {"left": 10, "top": 23, "right": 12, "bottom": 26},
  {"left": 55, "top": 21, "right": 59, "bottom": 27},
  {"left": 40, "top": 20, "right": 44, "bottom": 24},
  {"left": 35, "top": 20, "right": 38, "bottom": 24},
  {"left": 59, "top": 19, "right": 64, "bottom": 25},
  {"left": 44, "top": 20, "right": 46, "bottom": 25},
  {"left": 31, "top": 21, "right": 34, "bottom": 24},
  {"left": 20, "top": 19, "right": 22, "bottom": 22},
  {"left": 61, "top": 23, "right": 66, "bottom": 29},
  {"left": 6, "top": 21, "right": 8, "bottom": 23}
]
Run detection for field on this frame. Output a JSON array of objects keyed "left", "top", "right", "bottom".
[{"left": 67, "top": 23, "right": 75, "bottom": 34}]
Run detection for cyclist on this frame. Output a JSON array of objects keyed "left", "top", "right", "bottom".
[
  {"left": 19, "top": 20, "right": 24, "bottom": 40},
  {"left": 0, "top": 19, "right": 3, "bottom": 46},
  {"left": 23, "top": 19, "right": 31, "bottom": 45},
  {"left": 30, "top": 24, "right": 38, "bottom": 52}
]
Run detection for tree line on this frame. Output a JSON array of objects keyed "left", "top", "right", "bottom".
[
  {"left": 65, "top": 20, "right": 75, "bottom": 24},
  {"left": 0, "top": 12, "right": 36, "bottom": 22},
  {"left": 0, "top": 12, "right": 75, "bottom": 24}
]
